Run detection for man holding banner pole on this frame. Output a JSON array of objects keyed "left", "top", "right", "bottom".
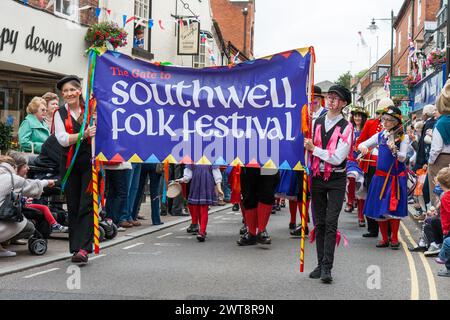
[{"left": 304, "top": 85, "right": 352, "bottom": 283}]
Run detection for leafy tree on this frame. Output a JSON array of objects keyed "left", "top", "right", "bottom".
[{"left": 335, "top": 71, "right": 352, "bottom": 89}]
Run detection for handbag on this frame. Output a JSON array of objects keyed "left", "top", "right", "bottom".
[{"left": 0, "top": 165, "right": 24, "bottom": 223}]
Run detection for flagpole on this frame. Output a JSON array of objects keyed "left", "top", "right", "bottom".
[{"left": 300, "top": 47, "right": 315, "bottom": 273}]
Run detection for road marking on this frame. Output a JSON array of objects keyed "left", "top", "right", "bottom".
[
  {"left": 157, "top": 233, "right": 173, "bottom": 239},
  {"left": 175, "top": 236, "right": 195, "bottom": 239},
  {"left": 398, "top": 232, "right": 420, "bottom": 300},
  {"left": 401, "top": 222, "right": 438, "bottom": 300},
  {"left": 179, "top": 226, "right": 188, "bottom": 231},
  {"left": 213, "top": 215, "right": 223, "bottom": 220},
  {"left": 123, "top": 243, "right": 144, "bottom": 250},
  {"left": 154, "top": 243, "right": 180, "bottom": 247},
  {"left": 128, "top": 251, "right": 162, "bottom": 256},
  {"left": 90, "top": 254, "right": 107, "bottom": 261},
  {"left": 24, "top": 268, "right": 59, "bottom": 279}
]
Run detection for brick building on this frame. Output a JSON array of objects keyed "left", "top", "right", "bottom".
[
  {"left": 210, "top": 0, "right": 255, "bottom": 59},
  {"left": 393, "top": 0, "right": 440, "bottom": 76}
]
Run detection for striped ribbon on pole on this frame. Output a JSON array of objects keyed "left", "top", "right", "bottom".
[{"left": 300, "top": 47, "right": 315, "bottom": 273}]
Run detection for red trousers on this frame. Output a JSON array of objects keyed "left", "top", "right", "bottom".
[
  {"left": 188, "top": 204, "right": 209, "bottom": 235},
  {"left": 346, "top": 177, "right": 356, "bottom": 207},
  {"left": 289, "top": 199, "right": 310, "bottom": 225},
  {"left": 26, "top": 204, "right": 56, "bottom": 226}
]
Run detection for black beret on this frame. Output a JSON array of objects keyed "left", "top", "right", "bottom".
[
  {"left": 57, "top": 75, "right": 81, "bottom": 91},
  {"left": 328, "top": 85, "right": 352, "bottom": 106}
]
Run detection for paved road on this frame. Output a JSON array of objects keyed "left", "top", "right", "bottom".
[{"left": 0, "top": 205, "right": 449, "bottom": 300}]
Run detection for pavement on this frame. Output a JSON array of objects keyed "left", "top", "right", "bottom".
[
  {"left": 0, "top": 200, "right": 233, "bottom": 277},
  {"left": 0, "top": 202, "right": 449, "bottom": 300}
]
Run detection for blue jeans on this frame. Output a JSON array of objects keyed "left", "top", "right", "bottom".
[
  {"left": 222, "top": 170, "right": 231, "bottom": 201},
  {"left": 439, "top": 237, "right": 450, "bottom": 270},
  {"left": 127, "top": 163, "right": 142, "bottom": 215},
  {"left": 132, "top": 163, "right": 162, "bottom": 224},
  {"left": 105, "top": 169, "right": 132, "bottom": 224}
]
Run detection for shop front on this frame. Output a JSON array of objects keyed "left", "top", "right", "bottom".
[
  {"left": 0, "top": 0, "right": 88, "bottom": 136},
  {"left": 411, "top": 65, "right": 446, "bottom": 115}
]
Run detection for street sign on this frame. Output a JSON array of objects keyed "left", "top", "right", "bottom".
[{"left": 390, "top": 76, "right": 408, "bottom": 97}]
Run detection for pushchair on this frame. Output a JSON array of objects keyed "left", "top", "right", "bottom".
[{"left": 26, "top": 155, "right": 118, "bottom": 243}]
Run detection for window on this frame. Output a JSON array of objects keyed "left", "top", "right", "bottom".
[
  {"left": 398, "top": 31, "right": 402, "bottom": 54},
  {"left": 54, "top": 0, "right": 79, "bottom": 21},
  {"left": 134, "top": 0, "right": 152, "bottom": 52},
  {"left": 193, "top": 40, "right": 206, "bottom": 68}
]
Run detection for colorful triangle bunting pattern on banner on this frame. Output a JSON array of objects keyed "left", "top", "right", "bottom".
[
  {"left": 96, "top": 152, "right": 108, "bottom": 162},
  {"left": 163, "top": 154, "right": 177, "bottom": 164},
  {"left": 213, "top": 157, "right": 227, "bottom": 166},
  {"left": 145, "top": 154, "right": 160, "bottom": 163},
  {"left": 246, "top": 158, "right": 261, "bottom": 168},
  {"left": 230, "top": 157, "right": 244, "bottom": 166},
  {"left": 263, "top": 159, "right": 277, "bottom": 169},
  {"left": 180, "top": 155, "right": 194, "bottom": 164},
  {"left": 128, "top": 154, "right": 143, "bottom": 163},
  {"left": 196, "top": 156, "right": 211, "bottom": 165},
  {"left": 293, "top": 161, "right": 304, "bottom": 171},
  {"left": 279, "top": 160, "right": 292, "bottom": 170},
  {"left": 110, "top": 153, "right": 125, "bottom": 162}
]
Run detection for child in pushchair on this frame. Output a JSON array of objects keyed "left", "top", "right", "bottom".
[{"left": 8, "top": 151, "right": 68, "bottom": 236}]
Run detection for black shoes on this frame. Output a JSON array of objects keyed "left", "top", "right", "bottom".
[
  {"left": 290, "top": 225, "right": 309, "bottom": 237},
  {"left": 344, "top": 205, "right": 354, "bottom": 213},
  {"left": 239, "top": 225, "right": 247, "bottom": 235},
  {"left": 232, "top": 203, "right": 240, "bottom": 211},
  {"left": 309, "top": 266, "right": 322, "bottom": 279},
  {"left": 256, "top": 231, "right": 271, "bottom": 245},
  {"left": 408, "top": 245, "right": 427, "bottom": 252},
  {"left": 376, "top": 241, "right": 390, "bottom": 248},
  {"left": 187, "top": 224, "right": 199, "bottom": 234},
  {"left": 275, "top": 205, "right": 281, "bottom": 211},
  {"left": 320, "top": 268, "right": 333, "bottom": 283},
  {"left": 196, "top": 233, "right": 206, "bottom": 242},
  {"left": 362, "top": 232, "right": 378, "bottom": 238},
  {"left": 237, "top": 232, "right": 257, "bottom": 246},
  {"left": 289, "top": 223, "right": 296, "bottom": 230}
]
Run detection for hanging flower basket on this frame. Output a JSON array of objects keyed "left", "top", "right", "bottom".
[
  {"left": 402, "top": 74, "right": 421, "bottom": 89},
  {"left": 85, "top": 22, "right": 128, "bottom": 51},
  {"left": 426, "top": 49, "right": 446, "bottom": 70}
]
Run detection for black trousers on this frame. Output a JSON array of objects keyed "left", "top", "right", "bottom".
[
  {"left": 240, "top": 168, "right": 280, "bottom": 210},
  {"left": 63, "top": 151, "right": 94, "bottom": 254},
  {"left": 365, "top": 166, "right": 379, "bottom": 235},
  {"left": 311, "top": 172, "right": 346, "bottom": 270},
  {"left": 424, "top": 216, "right": 445, "bottom": 245}
]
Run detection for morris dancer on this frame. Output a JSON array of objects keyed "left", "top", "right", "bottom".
[
  {"left": 355, "top": 98, "right": 394, "bottom": 238},
  {"left": 178, "top": 164, "right": 224, "bottom": 242},
  {"left": 304, "top": 85, "right": 353, "bottom": 283},
  {"left": 345, "top": 106, "right": 369, "bottom": 227},
  {"left": 237, "top": 168, "right": 280, "bottom": 246},
  {"left": 358, "top": 106, "right": 409, "bottom": 249}
]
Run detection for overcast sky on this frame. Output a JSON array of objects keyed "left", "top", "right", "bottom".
[{"left": 254, "top": 0, "right": 405, "bottom": 83}]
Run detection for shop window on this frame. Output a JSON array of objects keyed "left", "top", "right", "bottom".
[
  {"left": 54, "top": 0, "right": 79, "bottom": 22},
  {"left": 133, "top": 0, "right": 152, "bottom": 52}
]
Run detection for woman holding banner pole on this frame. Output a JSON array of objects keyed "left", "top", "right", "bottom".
[{"left": 54, "top": 75, "right": 96, "bottom": 264}]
